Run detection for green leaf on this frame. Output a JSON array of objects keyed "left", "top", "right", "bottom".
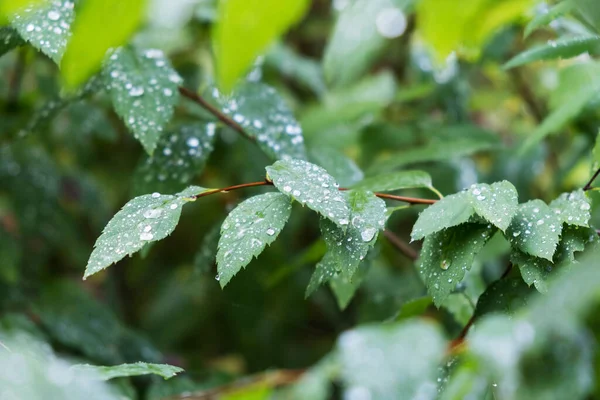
[
  {"left": 194, "top": 220, "right": 222, "bottom": 274},
  {"left": 330, "top": 260, "right": 370, "bottom": 310},
  {"left": 594, "top": 130, "right": 600, "bottom": 166},
  {"left": 265, "top": 43, "right": 326, "bottom": 96},
  {"left": 504, "top": 36, "right": 600, "bottom": 69},
  {"left": 524, "top": 1, "right": 574, "bottom": 37},
  {"left": 411, "top": 192, "right": 473, "bottom": 241},
  {"left": 466, "top": 181, "right": 519, "bottom": 232},
  {"left": 212, "top": 82, "right": 306, "bottom": 160},
  {"left": 213, "top": 0, "right": 310, "bottom": 92},
  {"left": 441, "top": 293, "right": 474, "bottom": 326},
  {"left": 266, "top": 159, "right": 351, "bottom": 226},
  {"left": 306, "top": 250, "right": 338, "bottom": 297},
  {"left": 133, "top": 123, "right": 217, "bottom": 195},
  {"left": 337, "top": 321, "right": 446, "bottom": 399},
  {"left": 353, "top": 170, "right": 434, "bottom": 192},
  {"left": 73, "top": 362, "right": 183, "bottom": 381},
  {"left": 549, "top": 190, "right": 591, "bottom": 227},
  {"left": 506, "top": 200, "right": 563, "bottom": 261},
  {"left": 511, "top": 250, "right": 555, "bottom": 293},
  {"left": 0, "top": 27, "right": 24, "bottom": 57},
  {"left": 0, "top": 0, "right": 45, "bottom": 20},
  {"left": 474, "top": 277, "right": 534, "bottom": 318},
  {"left": 323, "top": 0, "right": 409, "bottom": 87},
  {"left": 85, "top": 186, "right": 206, "bottom": 279},
  {"left": 555, "top": 225, "right": 599, "bottom": 263},
  {"left": 216, "top": 193, "right": 292, "bottom": 287},
  {"left": 10, "top": 0, "right": 74, "bottom": 62},
  {"left": 309, "top": 147, "right": 364, "bottom": 187},
  {"left": 574, "top": 0, "right": 600, "bottom": 34},
  {"left": 394, "top": 297, "right": 433, "bottom": 321},
  {"left": 61, "top": 0, "right": 145, "bottom": 89},
  {"left": 103, "top": 46, "right": 182, "bottom": 155},
  {"left": 417, "top": 224, "right": 495, "bottom": 306}
]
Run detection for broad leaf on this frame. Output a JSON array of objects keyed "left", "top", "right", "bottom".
[
  {"left": 467, "top": 181, "right": 519, "bottom": 232},
  {"left": 73, "top": 362, "right": 183, "bottom": 381},
  {"left": 61, "top": 0, "right": 145, "bottom": 88},
  {"left": 511, "top": 250, "right": 555, "bottom": 293},
  {"left": 306, "top": 251, "right": 337, "bottom": 297},
  {"left": 0, "top": 27, "right": 24, "bottom": 57},
  {"left": 213, "top": 0, "right": 310, "bottom": 92},
  {"left": 417, "top": 224, "right": 495, "bottom": 306},
  {"left": 216, "top": 192, "right": 292, "bottom": 287},
  {"left": 411, "top": 192, "right": 473, "bottom": 241},
  {"left": 309, "top": 147, "right": 364, "bottom": 187},
  {"left": 212, "top": 82, "right": 306, "bottom": 160},
  {"left": 103, "top": 47, "right": 182, "bottom": 155},
  {"left": 504, "top": 36, "right": 600, "bottom": 69},
  {"left": 10, "top": 0, "right": 74, "bottom": 62},
  {"left": 266, "top": 159, "right": 351, "bottom": 226},
  {"left": 0, "top": 0, "right": 45, "bottom": 20},
  {"left": 337, "top": 321, "right": 446, "bottom": 399},
  {"left": 549, "top": 190, "right": 591, "bottom": 227},
  {"left": 506, "top": 200, "right": 562, "bottom": 261},
  {"left": 133, "top": 123, "right": 217, "bottom": 195},
  {"left": 353, "top": 170, "right": 434, "bottom": 193},
  {"left": 85, "top": 186, "right": 206, "bottom": 278},
  {"left": 265, "top": 43, "right": 326, "bottom": 96},
  {"left": 574, "top": 0, "right": 600, "bottom": 34},
  {"left": 524, "top": 1, "right": 574, "bottom": 37}
]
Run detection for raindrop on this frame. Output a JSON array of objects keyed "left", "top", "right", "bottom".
[
  {"left": 143, "top": 209, "right": 162, "bottom": 219},
  {"left": 129, "top": 87, "right": 144, "bottom": 97},
  {"left": 360, "top": 227, "right": 377, "bottom": 242},
  {"left": 140, "top": 232, "right": 154, "bottom": 241},
  {"left": 169, "top": 204, "right": 178, "bottom": 210},
  {"left": 47, "top": 10, "right": 60, "bottom": 21},
  {"left": 440, "top": 259, "right": 450, "bottom": 270},
  {"left": 215, "top": 274, "right": 221, "bottom": 281},
  {"left": 187, "top": 137, "right": 200, "bottom": 147},
  {"left": 151, "top": 192, "right": 161, "bottom": 198},
  {"left": 376, "top": 8, "right": 407, "bottom": 38},
  {"left": 581, "top": 203, "right": 591, "bottom": 211},
  {"left": 266, "top": 228, "right": 276, "bottom": 236},
  {"left": 143, "top": 225, "right": 152, "bottom": 232},
  {"left": 513, "top": 231, "right": 521, "bottom": 237}
]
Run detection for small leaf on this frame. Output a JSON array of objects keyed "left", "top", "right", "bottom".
[
  {"left": 10, "top": 0, "right": 74, "bottom": 62},
  {"left": 524, "top": 1, "right": 574, "bottom": 37},
  {"left": 394, "top": 297, "right": 433, "bottom": 321},
  {"left": 73, "top": 362, "right": 183, "bottom": 381},
  {"left": 216, "top": 193, "right": 292, "bottom": 287},
  {"left": 211, "top": 82, "right": 306, "bottom": 160},
  {"left": 549, "top": 190, "right": 591, "bottom": 227},
  {"left": 85, "top": 186, "right": 207, "bottom": 278},
  {"left": 266, "top": 159, "right": 351, "bottom": 226},
  {"left": 330, "top": 260, "right": 370, "bottom": 310},
  {"left": 0, "top": 27, "right": 25, "bottom": 58},
  {"left": 309, "top": 147, "right": 364, "bottom": 187},
  {"left": 411, "top": 192, "right": 473, "bottom": 241},
  {"left": 213, "top": 0, "right": 310, "bottom": 92},
  {"left": 353, "top": 170, "right": 434, "bottom": 192},
  {"left": 504, "top": 36, "right": 600, "bottom": 69},
  {"left": 467, "top": 181, "right": 519, "bottom": 232},
  {"left": 511, "top": 250, "right": 554, "bottom": 293},
  {"left": 555, "top": 225, "right": 599, "bottom": 263},
  {"left": 306, "top": 251, "right": 337, "bottom": 298},
  {"left": 61, "top": 0, "right": 145, "bottom": 88},
  {"left": 103, "top": 47, "right": 182, "bottom": 155},
  {"left": 506, "top": 200, "right": 563, "bottom": 261},
  {"left": 417, "top": 224, "right": 495, "bottom": 306},
  {"left": 337, "top": 321, "right": 446, "bottom": 399},
  {"left": 133, "top": 123, "right": 217, "bottom": 195}
]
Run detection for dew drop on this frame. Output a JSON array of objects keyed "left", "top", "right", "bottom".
[
  {"left": 47, "top": 10, "right": 60, "bottom": 20},
  {"left": 581, "top": 203, "right": 591, "bottom": 211},
  {"left": 151, "top": 192, "right": 161, "bottom": 198},
  {"left": 513, "top": 231, "right": 521, "bottom": 237},
  {"left": 360, "top": 227, "right": 377, "bottom": 242},
  {"left": 143, "top": 209, "right": 162, "bottom": 219},
  {"left": 440, "top": 259, "right": 450, "bottom": 270},
  {"left": 266, "top": 228, "right": 276, "bottom": 236},
  {"left": 129, "top": 87, "right": 144, "bottom": 96},
  {"left": 140, "top": 232, "right": 154, "bottom": 241}
]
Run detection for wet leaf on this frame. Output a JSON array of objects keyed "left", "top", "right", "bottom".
[
  {"left": 217, "top": 193, "right": 292, "bottom": 287},
  {"left": 504, "top": 36, "right": 600, "bottom": 69},
  {"left": 309, "top": 147, "right": 364, "bottom": 187},
  {"left": 411, "top": 192, "right": 473, "bottom": 241},
  {"left": 466, "top": 181, "right": 519, "bottom": 232},
  {"left": 73, "top": 362, "right": 183, "bottom": 381},
  {"left": 524, "top": 1, "right": 574, "bottom": 37},
  {"left": 103, "top": 47, "right": 182, "bottom": 155},
  {"left": 549, "top": 190, "right": 591, "bottom": 227}
]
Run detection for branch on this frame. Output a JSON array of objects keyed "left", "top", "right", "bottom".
[
  {"left": 583, "top": 168, "right": 600, "bottom": 191},
  {"left": 383, "top": 229, "right": 418, "bottom": 261}
]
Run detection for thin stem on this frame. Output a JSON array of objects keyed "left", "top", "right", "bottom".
[
  {"left": 583, "top": 168, "right": 600, "bottom": 191},
  {"left": 373, "top": 192, "right": 437, "bottom": 204},
  {"left": 178, "top": 86, "right": 255, "bottom": 142},
  {"left": 383, "top": 229, "right": 418, "bottom": 261}
]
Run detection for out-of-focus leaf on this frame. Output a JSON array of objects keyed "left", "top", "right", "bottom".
[
  {"left": 10, "top": 0, "right": 74, "bottom": 62},
  {"left": 594, "top": 131, "right": 600, "bottom": 165},
  {"left": 61, "top": 0, "right": 146, "bottom": 88},
  {"left": 439, "top": 362, "right": 491, "bottom": 400},
  {"left": 266, "top": 159, "right": 351, "bottom": 226},
  {"left": 0, "top": 27, "right": 24, "bottom": 57},
  {"left": 549, "top": 190, "right": 591, "bottom": 227},
  {"left": 353, "top": 170, "right": 434, "bottom": 192},
  {"left": 73, "top": 362, "right": 183, "bottom": 381},
  {"left": 194, "top": 219, "right": 222, "bottom": 274},
  {"left": 212, "top": 82, "right": 307, "bottom": 160},
  {"left": 285, "top": 355, "right": 338, "bottom": 400},
  {"left": 441, "top": 293, "right": 474, "bottom": 326},
  {"left": 574, "top": 0, "right": 600, "bottom": 34},
  {"left": 411, "top": 192, "right": 473, "bottom": 241},
  {"left": 417, "top": 223, "right": 495, "bottom": 306},
  {"left": 216, "top": 193, "right": 292, "bottom": 287},
  {"left": 394, "top": 296, "right": 433, "bottom": 321},
  {"left": 103, "top": 46, "right": 182, "bottom": 155},
  {"left": 504, "top": 36, "right": 600, "bottom": 69},
  {"left": 525, "top": 1, "right": 574, "bottom": 37},
  {"left": 309, "top": 147, "right": 364, "bottom": 187},
  {"left": 133, "top": 123, "right": 216, "bottom": 195},
  {"left": 474, "top": 277, "right": 534, "bottom": 317},
  {"left": 337, "top": 321, "right": 446, "bottom": 399},
  {"left": 85, "top": 186, "right": 207, "bottom": 278},
  {"left": 265, "top": 43, "right": 326, "bottom": 96},
  {"left": 212, "top": 0, "right": 310, "bottom": 92},
  {"left": 0, "top": 0, "right": 45, "bottom": 20}
]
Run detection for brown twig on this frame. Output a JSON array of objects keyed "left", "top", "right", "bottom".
[
  {"left": 383, "top": 229, "right": 418, "bottom": 261},
  {"left": 583, "top": 168, "right": 600, "bottom": 191}
]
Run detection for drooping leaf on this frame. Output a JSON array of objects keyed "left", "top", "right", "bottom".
[
  {"left": 524, "top": 0, "right": 574, "bottom": 37},
  {"left": 411, "top": 192, "right": 473, "bottom": 241},
  {"left": 506, "top": 200, "right": 563, "bottom": 261},
  {"left": 193, "top": 220, "right": 222, "bottom": 274},
  {"left": 309, "top": 147, "right": 364, "bottom": 187},
  {"left": 323, "top": 0, "right": 410, "bottom": 87},
  {"left": 330, "top": 260, "right": 370, "bottom": 310},
  {"left": 549, "top": 190, "right": 591, "bottom": 227},
  {"left": 474, "top": 277, "right": 534, "bottom": 318},
  {"left": 511, "top": 250, "right": 555, "bottom": 293},
  {"left": 103, "top": 46, "right": 182, "bottom": 154},
  {"left": 133, "top": 123, "right": 217, "bottom": 195},
  {"left": 353, "top": 170, "right": 434, "bottom": 193},
  {"left": 10, "top": 0, "right": 74, "bottom": 62},
  {"left": 504, "top": 36, "right": 600, "bottom": 69},
  {"left": 0, "top": 27, "right": 24, "bottom": 57},
  {"left": 73, "top": 362, "right": 183, "bottom": 381},
  {"left": 417, "top": 223, "right": 495, "bottom": 306},
  {"left": 306, "top": 250, "right": 338, "bottom": 298},
  {"left": 85, "top": 186, "right": 207, "bottom": 279},
  {"left": 466, "top": 181, "right": 519, "bottom": 232},
  {"left": 216, "top": 192, "right": 292, "bottom": 287},
  {"left": 266, "top": 159, "right": 351, "bottom": 226},
  {"left": 211, "top": 82, "right": 306, "bottom": 160},
  {"left": 555, "top": 225, "right": 599, "bottom": 263},
  {"left": 337, "top": 321, "right": 446, "bottom": 399},
  {"left": 61, "top": 0, "right": 146, "bottom": 88},
  {"left": 213, "top": 0, "right": 310, "bottom": 92}
]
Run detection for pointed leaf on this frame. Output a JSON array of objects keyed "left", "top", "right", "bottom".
[
  {"left": 549, "top": 190, "right": 591, "bottom": 227},
  {"left": 506, "top": 200, "right": 562, "bottom": 261},
  {"left": 524, "top": 1, "right": 574, "bottom": 37},
  {"left": 216, "top": 192, "right": 292, "bottom": 287},
  {"left": 212, "top": 82, "right": 306, "bottom": 160},
  {"left": 73, "top": 362, "right": 183, "bottom": 381},
  {"left": 133, "top": 123, "right": 217, "bottom": 195},
  {"left": 266, "top": 159, "right": 351, "bottom": 226},
  {"left": 411, "top": 192, "right": 473, "bottom": 241},
  {"left": 0, "top": 27, "right": 25, "bottom": 57},
  {"left": 10, "top": 0, "right": 74, "bottom": 62},
  {"left": 467, "top": 181, "right": 519, "bottom": 231},
  {"left": 352, "top": 170, "right": 434, "bottom": 193},
  {"left": 306, "top": 251, "right": 337, "bottom": 298},
  {"left": 85, "top": 186, "right": 207, "bottom": 278},
  {"left": 511, "top": 250, "right": 554, "bottom": 293},
  {"left": 504, "top": 36, "right": 600, "bottom": 69},
  {"left": 309, "top": 147, "right": 364, "bottom": 187},
  {"left": 417, "top": 224, "right": 495, "bottom": 306},
  {"left": 330, "top": 260, "right": 370, "bottom": 310},
  {"left": 103, "top": 47, "right": 182, "bottom": 154}
]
